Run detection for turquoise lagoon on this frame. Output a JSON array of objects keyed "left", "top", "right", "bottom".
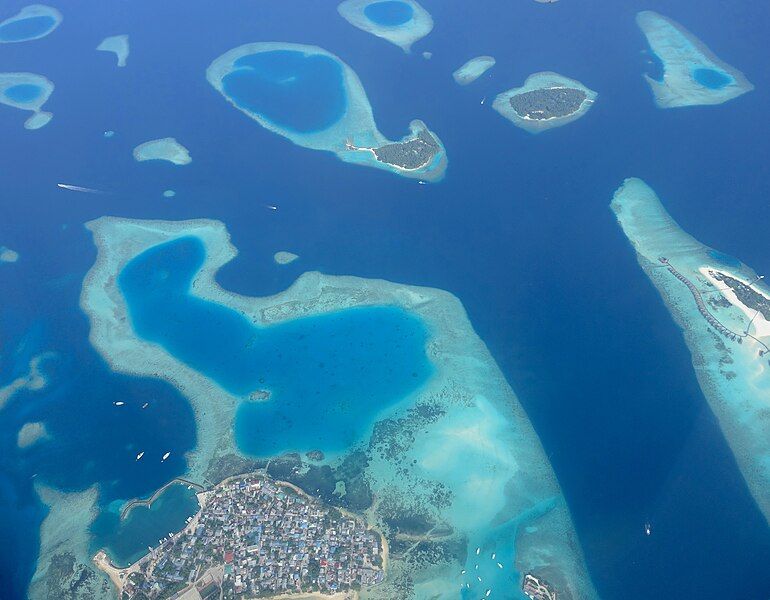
[
  {"left": 221, "top": 51, "right": 347, "bottom": 133},
  {"left": 0, "top": 72, "right": 54, "bottom": 129},
  {"left": 207, "top": 42, "right": 447, "bottom": 181},
  {"left": 91, "top": 483, "right": 200, "bottom": 568},
  {"left": 3, "top": 84, "right": 42, "bottom": 103},
  {"left": 0, "top": 5, "right": 61, "bottom": 44},
  {"left": 363, "top": 1, "right": 414, "bottom": 26},
  {"left": 337, "top": 0, "right": 433, "bottom": 53},
  {"left": 692, "top": 67, "right": 732, "bottom": 90},
  {"left": 636, "top": 11, "right": 753, "bottom": 108},
  {"left": 118, "top": 235, "right": 432, "bottom": 456}
]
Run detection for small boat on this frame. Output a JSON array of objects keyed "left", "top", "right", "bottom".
[
  {"left": 491, "top": 553, "right": 496, "bottom": 560},
  {"left": 136, "top": 452, "right": 144, "bottom": 460},
  {"left": 644, "top": 522, "right": 652, "bottom": 536},
  {"left": 485, "top": 591, "right": 491, "bottom": 598},
  {"left": 114, "top": 401, "right": 125, "bottom": 406},
  {"left": 477, "top": 576, "right": 482, "bottom": 583},
  {"left": 142, "top": 403, "right": 148, "bottom": 409},
  {"left": 476, "top": 547, "right": 480, "bottom": 555},
  {"left": 481, "top": 97, "right": 486, "bottom": 105},
  {"left": 418, "top": 180, "right": 426, "bottom": 185},
  {"left": 497, "top": 563, "right": 503, "bottom": 569},
  {"left": 460, "top": 570, "right": 465, "bottom": 575},
  {"left": 162, "top": 451, "right": 171, "bottom": 461},
  {"left": 266, "top": 205, "right": 278, "bottom": 211}
]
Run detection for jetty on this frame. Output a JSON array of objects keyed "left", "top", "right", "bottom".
[{"left": 658, "top": 257, "right": 770, "bottom": 354}]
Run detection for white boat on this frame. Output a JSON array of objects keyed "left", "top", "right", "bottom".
[
  {"left": 475, "top": 547, "right": 480, "bottom": 555},
  {"left": 485, "top": 590, "right": 491, "bottom": 598},
  {"left": 136, "top": 452, "right": 144, "bottom": 460},
  {"left": 114, "top": 401, "right": 125, "bottom": 406},
  {"left": 497, "top": 563, "right": 503, "bottom": 569},
  {"left": 142, "top": 403, "right": 148, "bottom": 409},
  {"left": 491, "top": 553, "right": 496, "bottom": 559},
  {"left": 418, "top": 180, "right": 426, "bottom": 185},
  {"left": 162, "top": 451, "right": 171, "bottom": 461},
  {"left": 644, "top": 522, "right": 652, "bottom": 536}
]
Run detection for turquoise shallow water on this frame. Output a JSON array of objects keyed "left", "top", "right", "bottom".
[
  {"left": 693, "top": 67, "right": 732, "bottom": 89},
  {"left": 221, "top": 50, "right": 347, "bottom": 133},
  {"left": 3, "top": 84, "right": 42, "bottom": 103},
  {"left": 90, "top": 483, "right": 199, "bottom": 567},
  {"left": 364, "top": 1, "right": 414, "bottom": 26},
  {"left": 0, "top": 16, "right": 56, "bottom": 42},
  {"left": 118, "top": 236, "right": 433, "bottom": 456}
]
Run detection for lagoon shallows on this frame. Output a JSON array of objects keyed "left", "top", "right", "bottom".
[
  {"left": 222, "top": 50, "right": 347, "bottom": 133},
  {"left": 118, "top": 236, "right": 432, "bottom": 456},
  {"left": 364, "top": 1, "right": 414, "bottom": 26},
  {"left": 0, "top": 16, "right": 55, "bottom": 42},
  {"left": 90, "top": 483, "right": 199, "bottom": 568},
  {"left": 3, "top": 84, "right": 42, "bottom": 103}
]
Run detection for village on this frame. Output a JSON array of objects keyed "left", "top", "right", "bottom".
[{"left": 113, "top": 474, "right": 385, "bottom": 600}]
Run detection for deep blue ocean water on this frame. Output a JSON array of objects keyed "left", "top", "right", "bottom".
[
  {"left": 1, "top": 0, "right": 769, "bottom": 598},
  {"left": 119, "top": 235, "right": 431, "bottom": 456},
  {"left": 3, "top": 83, "right": 42, "bottom": 103},
  {"left": 0, "top": 15, "right": 56, "bottom": 43},
  {"left": 222, "top": 50, "right": 348, "bottom": 133},
  {"left": 364, "top": 1, "right": 414, "bottom": 27}
]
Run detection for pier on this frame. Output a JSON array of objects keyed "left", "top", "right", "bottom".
[{"left": 658, "top": 257, "right": 770, "bottom": 355}]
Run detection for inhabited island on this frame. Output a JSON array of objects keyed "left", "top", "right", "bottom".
[
  {"left": 0, "top": 4, "right": 61, "bottom": 44},
  {"left": 0, "top": 72, "right": 54, "bottom": 129},
  {"left": 337, "top": 0, "right": 433, "bottom": 53},
  {"left": 612, "top": 178, "right": 770, "bottom": 525},
  {"left": 133, "top": 137, "right": 191, "bottom": 165},
  {"left": 97, "top": 34, "right": 130, "bottom": 67},
  {"left": 452, "top": 56, "right": 496, "bottom": 86},
  {"left": 30, "top": 215, "right": 604, "bottom": 600},
  {"left": 492, "top": 71, "right": 597, "bottom": 133},
  {"left": 95, "top": 472, "right": 386, "bottom": 599},
  {"left": 206, "top": 42, "right": 447, "bottom": 182},
  {"left": 636, "top": 11, "right": 753, "bottom": 108}
]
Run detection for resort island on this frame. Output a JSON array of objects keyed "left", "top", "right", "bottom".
[
  {"left": 0, "top": 72, "right": 54, "bottom": 129},
  {"left": 636, "top": 11, "right": 754, "bottom": 108},
  {"left": 337, "top": 0, "right": 433, "bottom": 53},
  {"left": 206, "top": 42, "right": 447, "bottom": 182},
  {"left": 612, "top": 178, "right": 770, "bottom": 524},
  {"left": 452, "top": 56, "right": 496, "bottom": 86},
  {"left": 492, "top": 72, "right": 597, "bottom": 133},
  {"left": 0, "top": 4, "right": 62, "bottom": 44},
  {"left": 18, "top": 216, "right": 604, "bottom": 599},
  {"left": 95, "top": 472, "right": 386, "bottom": 599}
]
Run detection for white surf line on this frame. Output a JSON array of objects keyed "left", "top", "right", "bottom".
[{"left": 57, "top": 183, "right": 106, "bottom": 194}]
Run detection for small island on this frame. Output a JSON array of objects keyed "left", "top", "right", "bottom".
[
  {"left": 97, "top": 34, "right": 130, "bottom": 67},
  {"left": 611, "top": 178, "right": 770, "bottom": 525},
  {"left": 452, "top": 55, "right": 496, "bottom": 86},
  {"left": 0, "top": 72, "right": 54, "bottom": 129},
  {"left": 337, "top": 0, "right": 433, "bottom": 53},
  {"left": 636, "top": 11, "right": 753, "bottom": 108},
  {"left": 94, "top": 472, "right": 385, "bottom": 599},
  {"left": 273, "top": 250, "right": 299, "bottom": 265},
  {"left": 207, "top": 42, "right": 447, "bottom": 181},
  {"left": 0, "top": 4, "right": 62, "bottom": 44},
  {"left": 492, "top": 72, "right": 597, "bottom": 133},
  {"left": 133, "top": 137, "right": 191, "bottom": 165}
]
